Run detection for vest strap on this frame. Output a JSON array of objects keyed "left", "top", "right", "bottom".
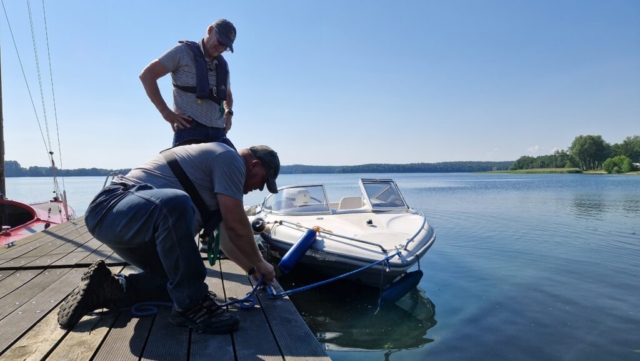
[{"left": 161, "top": 150, "right": 222, "bottom": 236}]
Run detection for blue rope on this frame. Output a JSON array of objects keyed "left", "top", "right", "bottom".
[
  {"left": 125, "top": 250, "right": 401, "bottom": 317},
  {"left": 265, "top": 250, "right": 401, "bottom": 299}
]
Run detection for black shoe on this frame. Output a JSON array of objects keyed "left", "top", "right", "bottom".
[
  {"left": 169, "top": 291, "right": 239, "bottom": 334},
  {"left": 57, "top": 260, "right": 125, "bottom": 330}
]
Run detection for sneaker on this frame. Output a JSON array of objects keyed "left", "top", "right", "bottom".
[
  {"left": 169, "top": 291, "right": 239, "bottom": 334},
  {"left": 57, "top": 260, "right": 125, "bottom": 330}
]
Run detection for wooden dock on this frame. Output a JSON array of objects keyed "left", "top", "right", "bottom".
[{"left": 0, "top": 217, "right": 330, "bottom": 361}]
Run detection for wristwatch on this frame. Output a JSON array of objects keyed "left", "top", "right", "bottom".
[{"left": 226, "top": 109, "right": 234, "bottom": 116}]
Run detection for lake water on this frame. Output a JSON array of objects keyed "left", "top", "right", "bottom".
[{"left": 5, "top": 174, "right": 640, "bottom": 360}]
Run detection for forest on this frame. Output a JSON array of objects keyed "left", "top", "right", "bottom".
[{"left": 509, "top": 135, "right": 640, "bottom": 174}]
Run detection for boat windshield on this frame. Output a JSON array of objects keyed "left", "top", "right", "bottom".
[
  {"left": 360, "top": 179, "right": 409, "bottom": 209},
  {"left": 262, "top": 185, "right": 331, "bottom": 214}
]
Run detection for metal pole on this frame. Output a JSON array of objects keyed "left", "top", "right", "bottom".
[{"left": 0, "top": 44, "right": 6, "bottom": 198}]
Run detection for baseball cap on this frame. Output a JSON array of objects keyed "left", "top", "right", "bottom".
[
  {"left": 249, "top": 145, "right": 280, "bottom": 193},
  {"left": 213, "top": 19, "right": 236, "bottom": 53}
]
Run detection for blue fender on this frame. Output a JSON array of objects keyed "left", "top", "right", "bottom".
[
  {"left": 278, "top": 229, "right": 317, "bottom": 274},
  {"left": 380, "top": 270, "right": 424, "bottom": 304}
]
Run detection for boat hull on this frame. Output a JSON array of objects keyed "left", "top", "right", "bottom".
[
  {"left": 255, "top": 211, "right": 436, "bottom": 288},
  {"left": 0, "top": 199, "right": 75, "bottom": 246}
]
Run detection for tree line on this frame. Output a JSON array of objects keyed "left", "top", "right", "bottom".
[
  {"left": 510, "top": 135, "right": 640, "bottom": 173},
  {"left": 3, "top": 160, "right": 131, "bottom": 177},
  {"left": 4, "top": 159, "right": 514, "bottom": 177},
  {"left": 282, "top": 161, "right": 513, "bottom": 174}
]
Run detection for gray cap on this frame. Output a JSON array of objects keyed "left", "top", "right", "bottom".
[
  {"left": 249, "top": 145, "right": 280, "bottom": 193},
  {"left": 213, "top": 19, "right": 236, "bottom": 53}
]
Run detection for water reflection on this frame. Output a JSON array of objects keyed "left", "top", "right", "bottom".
[
  {"left": 571, "top": 194, "right": 606, "bottom": 220},
  {"left": 279, "top": 269, "right": 437, "bottom": 354}
]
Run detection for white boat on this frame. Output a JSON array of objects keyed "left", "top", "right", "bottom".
[{"left": 247, "top": 178, "right": 436, "bottom": 295}]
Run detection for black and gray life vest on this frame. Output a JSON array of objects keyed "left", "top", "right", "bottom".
[{"left": 173, "top": 39, "right": 229, "bottom": 106}]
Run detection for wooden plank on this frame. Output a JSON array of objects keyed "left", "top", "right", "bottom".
[
  {"left": 92, "top": 265, "right": 155, "bottom": 361},
  {"left": 14, "top": 228, "right": 90, "bottom": 257},
  {"left": 92, "top": 311, "right": 154, "bottom": 361},
  {"left": 0, "top": 219, "right": 85, "bottom": 259},
  {"left": 47, "top": 312, "right": 119, "bottom": 361},
  {"left": 220, "top": 260, "right": 282, "bottom": 361},
  {"left": 0, "top": 218, "right": 79, "bottom": 256},
  {"left": 0, "top": 304, "right": 68, "bottom": 361},
  {"left": 9, "top": 231, "right": 94, "bottom": 269},
  {"left": 189, "top": 264, "right": 235, "bottom": 361},
  {"left": 141, "top": 307, "right": 190, "bottom": 361},
  {"left": 49, "top": 235, "right": 105, "bottom": 267},
  {"left": 0, "top": 269, "right": 42, "bottom": 300},
  {"left": 77, "top": 243, "right": 116, "bottom": 265},
  {"left": 251, "top": 273, "right": 330, "bottom": 360},
  {"left": 0, "top": 267, "right": 83, "bottom": 354},
  {"left": 0, "top": 269, "right": 63, "bottom": 321},
  {"left": 0, "top": 269, "right": 17, "bottom": 287},
  {"left": 0, "top": 256, "right": 45, "bottom": 268}
]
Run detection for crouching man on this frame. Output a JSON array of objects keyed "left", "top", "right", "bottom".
[{"left": 57, "top": 143, "right": 279, "bottom": 334}]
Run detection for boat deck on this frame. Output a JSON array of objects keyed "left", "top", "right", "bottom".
[{"left": 0, "top": 216, "right": 329, "bottom": 361}]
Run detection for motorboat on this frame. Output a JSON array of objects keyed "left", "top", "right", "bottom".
[{"left": 247, "top": 178, "right": 436, "bottom": 296}]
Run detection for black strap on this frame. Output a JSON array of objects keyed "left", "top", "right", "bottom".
[
  {"left": 161, "top": 150, "right": 222, "bottom": 235},
  {"left": 172, "top": 83, "right": 222, "bottom": 105}
]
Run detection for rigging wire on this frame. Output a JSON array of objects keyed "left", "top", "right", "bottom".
[
  {"left": 0, "top": 0, "right": 50, "bottom": 156},
  {"left": 40, "top": 0, "right": 66, "bottom": 193},
  {"left": 2, "top": 0, "right": 68, "bottom": 201}
]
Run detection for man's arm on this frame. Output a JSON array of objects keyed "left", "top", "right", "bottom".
[
  {"left": 223, "top": 87, "right": 233, "bottom": 132},
  {"left": 217, "top": 193, "right": 275, "bottom": 283},
  {"left": 139, "top": 60, "right": 192, "bottom": 130}
]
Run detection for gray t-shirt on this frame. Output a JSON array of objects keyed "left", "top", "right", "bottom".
[
  {"left": 158, "top": 42, "right": 230, "bottom": 128},
  {"left": 123, "top": 142, "right": 245, "bottom": 230}
]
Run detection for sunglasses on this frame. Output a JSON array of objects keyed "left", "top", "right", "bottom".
[{"left": 214, "top": 29, "right": 228, "bottom": 49}]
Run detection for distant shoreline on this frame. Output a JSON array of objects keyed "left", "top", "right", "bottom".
[{"left": 483, "top": 168, "right": 640, "bottom": 175}]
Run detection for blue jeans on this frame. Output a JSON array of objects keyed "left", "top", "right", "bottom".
[
  {"left": 85, "top": 182, "right": 208, "bottom": 310},
  {"left": 173, "top": 120, "right": 236, "bottom": 150}
]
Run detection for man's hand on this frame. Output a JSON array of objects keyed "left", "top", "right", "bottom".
[
  {"left": 161, "top": 109, "right": 193, "bottom": 131},
  {"left": 253, "top": 259, "right": 275, "bottom": 284},
  {"left": 224, "top": 112, "right": 233, "bottom": 132}
]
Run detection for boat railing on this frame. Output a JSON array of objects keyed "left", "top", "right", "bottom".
[
  {"left": 102, "top": 172, "right": 123, "bottom": 189},
  {"left": 405, "top": 211, "right": 428, "bottom": 251},
  {"left": 273, "top": 211, "right": 429, "bottom": 255},
  {"left": 275, "top": 219, "right": 389, "bottom": 253}
]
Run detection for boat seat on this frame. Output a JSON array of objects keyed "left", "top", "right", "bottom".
[
  {"left": 338, "top": 196, "right": 363, "bottom": 210},
  {"left": 293, "top": 190, "right": 311, "bottom": 206}
]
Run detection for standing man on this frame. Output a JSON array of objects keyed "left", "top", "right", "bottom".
[
  {"left": 140, "top": 19, "right": 237, "bottom": 148},
  {"left": 57, "top": 143, "right": 280, "bottom": 334}
]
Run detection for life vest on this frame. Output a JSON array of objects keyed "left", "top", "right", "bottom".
[{"left": 173, "top": 40, "right": 229, "bottom": 105}]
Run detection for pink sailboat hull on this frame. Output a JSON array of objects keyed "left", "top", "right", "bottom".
[{"left": 0, "top": 198, "right": 75, "bottom": 247}]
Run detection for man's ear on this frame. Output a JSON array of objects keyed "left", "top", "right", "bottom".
[{"left": 250, "top": 159, "right": 261, "bottom": 171}]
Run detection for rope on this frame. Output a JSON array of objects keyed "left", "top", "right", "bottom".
[
  {"left": 265, "top": 250, "right": 401, "bottom": 299},
  {"left": 120, "top": 251, "right": 401, "bottom": 317}
]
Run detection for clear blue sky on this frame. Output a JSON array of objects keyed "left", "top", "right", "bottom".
[{"left": 2, "top": 0, "right": 638, "bottom": 169}]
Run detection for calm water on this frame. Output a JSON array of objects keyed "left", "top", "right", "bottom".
[{"left": 6, "top": 174, "right": 640, "bottom": 360}]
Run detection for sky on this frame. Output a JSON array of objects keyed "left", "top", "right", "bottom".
[{"left": 1, "top": 0, "right": 638, "bottom": 169}]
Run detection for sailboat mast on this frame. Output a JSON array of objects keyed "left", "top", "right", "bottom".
[{"left": 0, "top": 43, "right": 5, "bottom": 198}]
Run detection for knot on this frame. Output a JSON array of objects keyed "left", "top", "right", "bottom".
[{"left": 312, "top": 226, "right": 332, "bottom": 234}]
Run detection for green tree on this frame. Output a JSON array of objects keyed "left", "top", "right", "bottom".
[
  {"left": 602, "top": 155, "right": 633, "bottom": 174},
  {"left": 569, "top": 135, "right": 610, "bottom": 170},
  {"left": 619, "top": 135, "right": 640, "bottom": 162}
]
